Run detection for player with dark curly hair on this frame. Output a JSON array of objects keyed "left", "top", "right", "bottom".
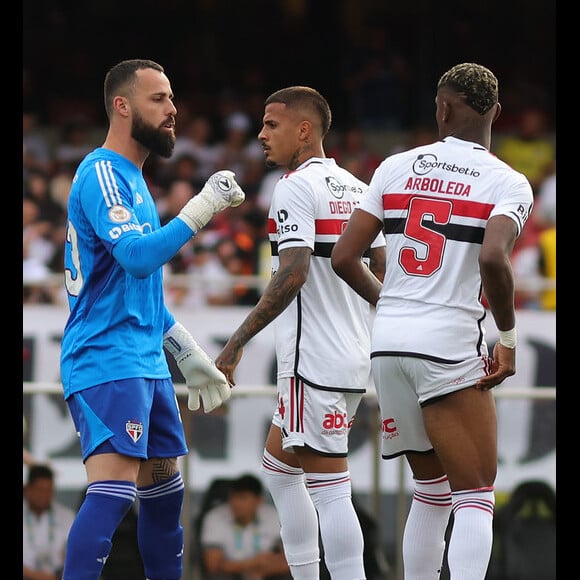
[{"left": 332, "top": 63, "right": 534, "bottom": 579}]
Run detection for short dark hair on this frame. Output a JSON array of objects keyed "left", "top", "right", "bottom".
[
  {"left": 230, "top": 474, "right": 263, "bottom": 496},
  {"left": 27, "top": 463, "right": 54, "bottom": 485},
  {"left": 103, "top": 59, "right": 164, "bottom": 118},
  {"left": 437, "top": 63, "right": 498, "bottom": 115},
  {"left": 265, "top": 86, "right": 332, "bottom": 137}
]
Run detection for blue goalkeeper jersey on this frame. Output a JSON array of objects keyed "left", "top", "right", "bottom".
[{"left": 60, "top": 147, "right": 194, "bottom": 398}]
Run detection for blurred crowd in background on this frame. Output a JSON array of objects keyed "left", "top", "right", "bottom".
[
  {"left": 22, "top": 99, "right": 557, "bottom": 311},
  {"left": 23, "top": 0, "right": 556, "bottom": 311}
]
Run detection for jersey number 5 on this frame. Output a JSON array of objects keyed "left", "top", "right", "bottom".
[{"left": 400, "top": 197, "right": 452, "bottom": 277}]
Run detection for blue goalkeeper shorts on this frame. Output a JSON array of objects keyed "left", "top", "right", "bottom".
[{"left": 66, "top": 378, "right": 188, "bottom": 462}]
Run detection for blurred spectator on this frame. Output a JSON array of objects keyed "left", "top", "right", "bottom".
[
  {"left": 328, "top": 124, "right": 381, "bottom": 183},
  {"left": 24, "top": 168, "right": 66, "bottom": 228},
  {"left": 189, "top": 234, "right": 242, "bottom": 307},
  {"left": 199, "top": 473, "right": 291, "bottom": 580},
  {"left": 156, "top": 152, "right": 205, "bottom": 191},
  {"left": 207, "top": 237, "right": 247, "bottom": 306},
  {"left": 534, "top": 161, "right": 556, "bottom": 230},
  {"left": 214, "top": 112, "right": 264, "bottom": 187},
  {"left": 170, "top": 115, "right": 220, "bottom": 181},
  {"left": 23, "top": 464, "right": 75, "bottom": 580},
  {"left": 48, "top": 161, "right": 75, "bottom": 214},
  {"left": 256, "top": 167, "right": 285, "bottom": 215},
  {"left": 494, "top": 107, "right": 556, "bottom": 193},
  {"left": 23, "top": 168, "right": 67, "bottom": 303},
  {"left": 53, "top": 116, "right": 95, "bottom": 169},
  {"left": 510, "top": 164, "right": 556, "bottom": 309},
  {"left": 23, "top": 111, "right": 53, "bottom": 183},
  {"left": 23, "top": 198, "right": 59, "bottom": 304},
  {"left": 537, "top": 213, "right": 556, "bottom": 310},
  {"left": 510, "top": 233, "right": 543, "bottom": 309},
  {"left": 229, "top": 209, "right": 269, "bottom": 305},
  {"left": 531, "top": 166, "right": 556, "bottom": 310},
  {"left": 158, "top": 178, "right": 199, "bottom": 306},
  {"left": 535, "top": 164, "right": 556, "bottom": 310}
]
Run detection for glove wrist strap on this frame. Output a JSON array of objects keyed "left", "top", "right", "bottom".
[
  {"left": 163, "top": 322, "right": 196, "bottom": 360},
  {"left": 178, "top": 194, "right": 214, "bottom": 233}
]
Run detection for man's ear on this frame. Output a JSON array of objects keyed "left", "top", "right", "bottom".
[
  {"left": 492, "top": 102, "right": 502, "bottom": 123},
  {"left": 298, "top": 120, "right": 312, "bottom": 142},
  {"left": 441, "top": 100, "right": 452, "bottom": 123},
  {"left": 113, "top": 96, "right": 130, "bottom": 118}
]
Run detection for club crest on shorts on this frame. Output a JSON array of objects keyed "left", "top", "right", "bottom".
[{"left": 126, "top": 419, "right": 144, "bottom": 443}]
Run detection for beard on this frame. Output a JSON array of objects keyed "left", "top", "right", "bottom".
[{"left": 131, "top": 112, "right": 175, "bottom": 159}]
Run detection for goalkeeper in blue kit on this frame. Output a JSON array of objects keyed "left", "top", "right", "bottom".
[{"left": 59, "top": 59, "right": 245, "bottom": 580}]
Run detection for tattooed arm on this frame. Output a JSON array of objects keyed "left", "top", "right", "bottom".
[{"left": 215, "top": 247, "right": 310, "bottom": 385}]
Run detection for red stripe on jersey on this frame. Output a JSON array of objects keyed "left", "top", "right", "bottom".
[
  {"left": 383, "top": 194, "right": 494, "bottom": 219},
  {"left": 315, "top": 219, "right": 347, "bottom": 234},
  {"left": 267, "top": 218, "right": 277, "bottom": 234}
]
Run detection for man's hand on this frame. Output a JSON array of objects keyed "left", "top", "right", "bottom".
[
  {"left": 163, "top": 322, "right": 232, "bottom": 412},
  {"left": 475, "top": 342, "right": 516, "bottom": 391},
  {"left": 215, "top": 338, "right": 245, "bottom": 388},
  {"left": 178, "top": 170, "right": 245, "bottom": 232}
]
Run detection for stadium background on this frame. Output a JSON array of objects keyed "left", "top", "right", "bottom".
[
  {"left": 23, "top": 1, "right": 556, "bottom": 577},
  {"left": 24, "top": 0, "right": 555, "bottom": 130}
]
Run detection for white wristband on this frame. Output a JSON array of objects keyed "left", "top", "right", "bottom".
[{"left": 498, "top": 328, "right": 517, "bottom": 349}]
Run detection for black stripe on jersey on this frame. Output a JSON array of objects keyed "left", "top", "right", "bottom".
[
  {"left": 314, "top": 242, "right": 372, "bottom": 258},
  {"left": 371, "top": 351, "right": 464, "bottom": 364},
  {"left": 293, "top": 292, "right": 302, "bottom": 379},
  {"left": 292, "top": 376, "right": 303, "bottom": 433},
  {"left": 384, "top": 218, "right": 485, "bottom": 244},
  {"left": 297, "top": 372, "right": 366, "bottom": 393},
  {"left": 314, "top": 241, "right": 334, "bottom": 258},
  {"left": 271, "top": 240, "right": 372, "bottom": 258}
]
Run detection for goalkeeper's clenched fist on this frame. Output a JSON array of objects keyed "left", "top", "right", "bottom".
[
  {"left": 163, "top": 322, "right": 232, "bottom": 413},
  {"left": 177, "top": 170, "right": 245, "bottom": 233}
]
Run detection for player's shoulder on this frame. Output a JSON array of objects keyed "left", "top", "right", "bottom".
[
  {"left": 378, "top": 141, "right": 434, "bottom": 170},
  {"left": 74, "top": 147, "right": 114, "bottom": 178},
  {"left": 78, "top": 147, "right": 133, "bottom": 172}
]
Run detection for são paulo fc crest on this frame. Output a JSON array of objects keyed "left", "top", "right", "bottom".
[
  {"left": 108, "top": 205, "right": 132, "bottom": 223},
  {"left": 126, "top": 419, "right": 144, "bottom": 443}
]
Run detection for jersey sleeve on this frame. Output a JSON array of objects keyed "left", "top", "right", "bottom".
[
  {"left": 78, "top": 160, "right": 194, "bottom": 278},
  {"left": 270, "top": 176, "right": 317, "bottom": 251},
  {"left": 489, "top": 173, "right": 535, "bottom": 237},
  {"left": 359, "top": 158, "right": 390, "bottom": 221}
]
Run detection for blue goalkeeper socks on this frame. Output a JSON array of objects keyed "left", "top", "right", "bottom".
[
  {"left": 137, "top": 473, "right": 185, "bottom": 580},
  {"left": 63, "top": 480, "right": 136, "bottom": 580}
]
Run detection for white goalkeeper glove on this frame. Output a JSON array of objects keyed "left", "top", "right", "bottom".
[
  {"left": 177, "top": 170, "right": 245, "bottom": 232},
  {"left": 163, "top": 322, "right": 231, "bottom": 413}
]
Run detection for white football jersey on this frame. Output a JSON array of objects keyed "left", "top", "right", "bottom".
[
  {"left": 360, "top": 136, "right": 534, "bottom": 361},
  {"left": 268, "top": 157, "right": 385, "bottom": 392}
]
